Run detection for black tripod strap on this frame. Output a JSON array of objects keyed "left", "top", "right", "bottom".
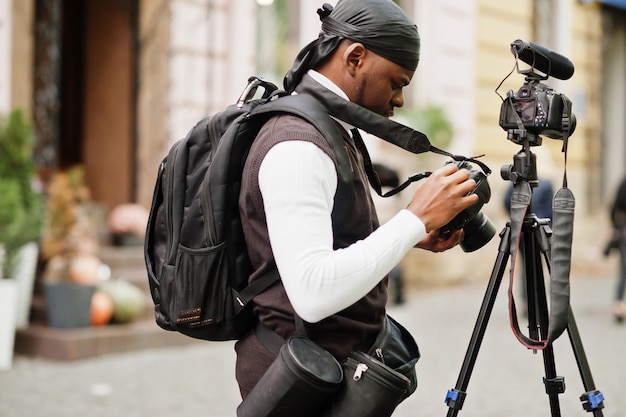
[
  {"left": 507, "top": 181, "right": 548, "bottom": 348},
  {"left": 548, "top": 187, "right": 574, "bottom": 341},
  {"left": 548, "top": 106, "right": 575, "bottom": 341},
  {"left": 508, "top": 181, "right": 573, "bottom": 348}
]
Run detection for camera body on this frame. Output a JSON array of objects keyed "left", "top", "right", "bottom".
[
  {"left": 441, "top": 161, "right": 496, "bottom": 252},
  {"left": 498, "top": 39, "right": 576, "bottom": 144},
  {"left": 499, "top": 80, "right": 576, "bottom": 141}
]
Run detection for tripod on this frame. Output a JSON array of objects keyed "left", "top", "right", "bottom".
[{"left": 444, "top": 145, "right": 605, "bottom": 417}]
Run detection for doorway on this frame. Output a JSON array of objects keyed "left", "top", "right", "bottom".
[{"left": 57, "top": 0, "right": 137, "bottom": 208}]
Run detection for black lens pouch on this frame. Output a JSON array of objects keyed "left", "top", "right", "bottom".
[{"left": 237, "top": 336, "right": 343, "bottom": 417}]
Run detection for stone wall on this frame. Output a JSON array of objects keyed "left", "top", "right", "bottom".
[{"left": 136, "top": 0, "right": 171, "bottom": 209}]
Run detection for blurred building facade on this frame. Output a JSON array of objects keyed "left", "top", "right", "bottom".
[{"left": 1, "top": 0, "right": 625, "bottom": 284}]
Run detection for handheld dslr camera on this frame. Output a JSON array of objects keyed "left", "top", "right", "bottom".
[
  {"left": 441, "top": 160, "right": 496, "bottom": 253},
  {"left": 498, "top": 40, "right": 576, "bottom": 145}
]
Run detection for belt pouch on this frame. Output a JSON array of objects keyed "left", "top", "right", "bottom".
[
  {"left": 321, "top": 351, "right": 411, "bottom": 417},
  {"left": 369, "top": 315, "right": 420, "bottom": 398},
  {"left": 237, "top": 336, "right": 343, "bottom": 417}
]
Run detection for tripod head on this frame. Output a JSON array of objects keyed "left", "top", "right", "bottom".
[
  {"left": 499, "top": 133, "right": 550, "bottom": 226},
  {"left": 500, "top": 137, "right": 539, "bottom": 189}
]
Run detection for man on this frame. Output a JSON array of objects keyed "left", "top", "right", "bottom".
[
  {"left": 608, "top": 176, "right": 626, "bottom": 322},
  {"left": 236, "top": 0, "right": 479, "bottom": 399}
]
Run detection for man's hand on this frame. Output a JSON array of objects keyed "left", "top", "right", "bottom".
[
  {"left": 406, "top": 163, "right": 479, "bottom": 233},
  {"left": 416, "top": 229, "right": 464, "bottom": 252}
]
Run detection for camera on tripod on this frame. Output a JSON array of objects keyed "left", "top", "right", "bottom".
[
  {"left": 445, "top": 40, "right": 606, "bottom": 417},
  {"left": 498, "top": 39, "right": 577, "bottom": 145}
]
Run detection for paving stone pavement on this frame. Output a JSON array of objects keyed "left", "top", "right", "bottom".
[{"left": 1, "top": 274, "right": 624, "bottom": 417}]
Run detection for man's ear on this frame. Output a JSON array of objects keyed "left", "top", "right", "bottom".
[{"left": 343, "top": 42, "right": 366, "bottom": 76}]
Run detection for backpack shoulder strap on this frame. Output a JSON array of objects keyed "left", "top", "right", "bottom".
[
  {"left": 235, "top": 94, "right": 354, "bottom": 312},
  {"left": 250, "top": 93, "right": 353, "bottom": 227}
]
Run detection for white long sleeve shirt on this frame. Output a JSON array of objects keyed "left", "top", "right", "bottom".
[{"left": 258, "top": 71, "right": 427, "bottom": 323}]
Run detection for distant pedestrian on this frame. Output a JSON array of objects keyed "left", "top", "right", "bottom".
[{"left": 606, "top": 176, "right": 626, "bottom": 322}]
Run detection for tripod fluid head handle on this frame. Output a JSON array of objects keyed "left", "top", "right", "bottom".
[{"left": 500, "top": 148, "right": 538, "bottom": 187}]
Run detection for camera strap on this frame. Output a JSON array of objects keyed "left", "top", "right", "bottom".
[
  {"left": 507, "top": 181, "right": 546, "bottom": 348},
  {"left": 295, "top": 74, "right": 492, "bottom": 179},
  {"left": 508, "top": 103, "right": 574, "bottom": 349},
  {"left": 548, "top": 95, "right": 575, "bottom": 341},
  {"left": 549, "top": 186, "right": 574, "bottom": 340},
  {"left": 350, "top": 128, "right": 432, "bottom": 198},
  {"left": 508, "top": 184, "right": 574, "bottom": 349}
]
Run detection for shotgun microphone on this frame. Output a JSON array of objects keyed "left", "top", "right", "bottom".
[{"left": 511, "top": 39, "right": 575, "bottom": 80}]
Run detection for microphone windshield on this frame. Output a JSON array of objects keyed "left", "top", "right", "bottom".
[{"left": 511, "top": 39, "right": 574, "bottom": 80}]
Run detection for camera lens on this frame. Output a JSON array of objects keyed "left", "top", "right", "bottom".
[
  {"left": 439, "top": 160, "right": 496, "bottom": 252},
  {"left": 459, "top": 212, "right": 496, "bottom": 252}
]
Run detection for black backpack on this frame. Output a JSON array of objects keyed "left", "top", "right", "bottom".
[{"left": 144, "top": 77, "right": 353, "bottom": 341}]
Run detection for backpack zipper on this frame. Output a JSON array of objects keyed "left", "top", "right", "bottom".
[
  {"left": 353, "top": 363, "right": 368, "bottom": 381},
  {"left": 202, "top": 120, "right": 221, "bottom": 244},
  {"left": 164, "top": 145, "right": 179, "bottom": 264},
  {"left": 375, "top": 348, "right": 384, "bottom": 363}
]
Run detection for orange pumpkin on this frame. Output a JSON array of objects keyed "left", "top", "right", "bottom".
[{"left": 91, "top": 291, "right": 114, "bottom": 326}]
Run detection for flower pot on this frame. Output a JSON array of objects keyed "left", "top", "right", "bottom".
[
  {"left": 0, "top": 280, "right": 18, "bottom": 370},
  {"left": 44, "top": 283, "right": 96, "bottom": 329}
]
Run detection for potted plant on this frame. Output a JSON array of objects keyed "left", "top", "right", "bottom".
[
  {"left": 0, "top": 109, "right": 43, "bottom": 369},
  {"left": 40, "top": 165, "right": 103, "bottom": 328}
]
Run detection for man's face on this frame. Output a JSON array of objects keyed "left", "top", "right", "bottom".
[{"left": 354, "top": 52, "right": 414, "bottom": 118}]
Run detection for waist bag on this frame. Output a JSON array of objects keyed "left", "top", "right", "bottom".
[
  {"left": 321, "top": 351, "right": 411, "bottom": 417},
  {"left": 321, "top": 315, "right": 420, "bottom": 417},
  {"left": 367, "top": 315, "right": 420, "bottom": 395},
  {"left": 242, "top": 315, "right": 420, "bottom": 417}
]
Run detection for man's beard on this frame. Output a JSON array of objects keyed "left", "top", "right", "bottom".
[{"left": 355, "top": 75, "right": 367, "bottom": 107}]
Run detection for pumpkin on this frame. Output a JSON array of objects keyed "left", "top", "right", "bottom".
[
  {"left": 91, "top": 291, "right": 114, "bottom": 326},
  {"left": 99, "top": 279, "right": 145, "bottom": 323}
]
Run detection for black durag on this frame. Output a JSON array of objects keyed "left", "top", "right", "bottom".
[{"left": 283, "top": 0, "right": 421, "bottom": 92}]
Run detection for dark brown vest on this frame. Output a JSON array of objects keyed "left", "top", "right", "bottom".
[{"left": 235, "top": 113, "right": 387, "bottom": 394}]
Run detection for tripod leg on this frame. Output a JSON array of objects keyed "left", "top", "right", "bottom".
[
  {"left": 528, "top": 224, "right": 605, "bottom": 416},
  {"left": 523, "top": 224, "right": 565, "bottom": 417},
  {"left": 527, "top": 237, "right": 565, "bottom": 417},
  {"left": 445, "top": 226, "right": 511, "bottom": 417},
  {"left": 523, "top": 230, "right": 540, "bottom": 342},
  {"left": 533, "top": 281, "right": 606, "bottom": 416},
  {"left": 567, "top": 308, "right": 605, "bottom": 416}
]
